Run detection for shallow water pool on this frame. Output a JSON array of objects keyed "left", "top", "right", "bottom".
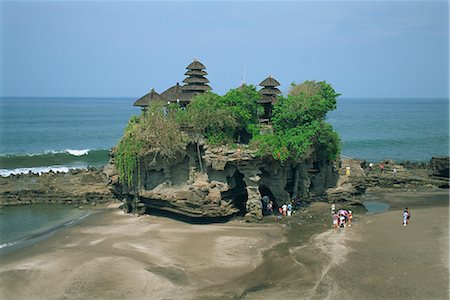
[
  {"left": 363, "top": 201, "right": 390, "bottom": 214},
  {"left": 0, "top": 204, "right": 89, "bottom": 252}
]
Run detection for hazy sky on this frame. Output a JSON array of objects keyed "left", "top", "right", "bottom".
[{"left": 1, "top": 0, "right": 448, "bottom": 98}]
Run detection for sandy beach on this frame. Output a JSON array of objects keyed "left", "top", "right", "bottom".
[
  {"left": 0, "top": 191, "right": 448, "bottom": 299},
  {"left": 327, "top": 191, "right": 449, "bottom": 300}
]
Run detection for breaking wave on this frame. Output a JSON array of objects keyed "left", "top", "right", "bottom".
[{"left": 0, "top": 149, "right": 110, "bottom": 176}]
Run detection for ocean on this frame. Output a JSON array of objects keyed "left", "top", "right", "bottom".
[
  {"left": 0, "top": 97, "right": 138, "bottom": 176},
  {"left": 327, "top": 98, "right": 449, "bottom": 162},
  {"left": 0, "top": 96, "right": 448, "bottom": 250}
]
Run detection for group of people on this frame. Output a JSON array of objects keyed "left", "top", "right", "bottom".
[
  {"left": 261, "top": 195, "right": 303, "bottom": 217},
  {"left": 368, "top": 162, "right": 397, "bottom": 176},
  {"left": 331, "top": 204, "right": 353, "bottom": 229},
  {"left": 279, "top": 202, "right": 293, "bottom": 216}
]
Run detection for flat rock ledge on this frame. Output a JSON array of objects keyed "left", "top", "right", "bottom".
[
  {"left": 325, "top": 157, "right": 449, "bottom": 203},
  {"left": 0, "top": 169, "right": 115, "bottom": 207}
]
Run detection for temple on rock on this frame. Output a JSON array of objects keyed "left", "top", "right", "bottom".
[{"left": 134, "top": 59, "right": 282, "bottom": 121}]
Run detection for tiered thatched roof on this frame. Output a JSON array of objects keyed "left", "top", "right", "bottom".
[
  {"left": 182, "top": 76, "right": 210, "bottom": 84},
  {"left": 258, "top": 75, "right": 281, "bottom": 121},
  {"left": 182, "top": 59, "right": 211, "bottom": 94},
  {"left": 186, "top": 60, "right": 207, "bottom": 70},
  {"left": 259, "top": 75, "right": 281, "bottom": 103},
  {"left": 185, "top": 69, "right": 208, "bottom": 76},
  {"left": 259, "top": 76, "right": 281, "bottom": 87},
  {"left": 158, "top": 59, "right": 212, "bottom": 106}
]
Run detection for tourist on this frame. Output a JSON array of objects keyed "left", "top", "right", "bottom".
[
  {"left": 261, "top": 196, "right": 269, "bottom": 215},
  {"left": 261, "top": 200, "right": 267, "bottom": 215},
  {"left": 380, "top": 163, "right": 385, "bottom": 174},
  {"left": 406, "top": 207, "right": 411, "bottom": 224},
  {"left": 393, "top": 168, "right": 397, "bottom": 177},
  {"left": 267, "top": 200, "right": 273, "bottom": 215},
  {"left": 348, "top": 210, "right": 353, "bottom": 227},
  {"left": 345, "top": 166, "right": 351, "bottom": 176},
  {"left": 282, "top": 203, "right": 287, "bottom": 216},
  {"left": 402, "top": 209, "right": 409, "bottom": 226},
  {"left": 332, "top": 213, "right": 338, "bottom": 229},
  {"left": 331, "top": 203, "right": 336, "bottom": 214},
  {"left": 339, "top": 214, "right": 346, "bottom": 228},
  {"left": 287, "top": 202, "right": 293, "bottom": 216},
  {"left": 368, "top": 162, "right": 373, "bottom": 172}
]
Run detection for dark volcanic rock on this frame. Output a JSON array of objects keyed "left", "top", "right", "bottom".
[
  {"left": 430, "top": 156, "right": 449, "bottom": 178},
  {"left": 109, "top": 142, "right": 339, "bottom": 221},
  {"left": 325, "top": 157, "right": 449, "bottom": 203},
  {"left": 0, "top": 169, "right": 116, "bottom": 206}
]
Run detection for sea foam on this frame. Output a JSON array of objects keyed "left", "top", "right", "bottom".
[
  {"left": 66, "top": 149, "right": 90, "bottom": 156},
  {"left": 0, "top": 166, "right": 86, "bottom": 177}
]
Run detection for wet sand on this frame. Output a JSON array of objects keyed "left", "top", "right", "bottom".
[
  {"left": 0, "top": 191, "right": 448, "bottom": 299},
  {"left": 327, "top": 191, "right": 449, "bottom": 300},
  {"left": 0, "top": 202, "right": 285, "bottom": 300},
  {"left": 240, "top": 190, "right": 449, "bottom": 299}
]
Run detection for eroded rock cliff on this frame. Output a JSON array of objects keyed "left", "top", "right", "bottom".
[{"left": 107, "top": 142, "right": 338, "bottom": 221}]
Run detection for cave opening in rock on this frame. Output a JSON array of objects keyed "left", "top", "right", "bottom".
[
  {"left": 229, "top": 170, "right": 248, "bottom": 216},
  {"left": 258, "top": 184, "right": 276, "bottom": 209},
  {"left": 258, "top": 184, "right": 275, "bottom": 199}
]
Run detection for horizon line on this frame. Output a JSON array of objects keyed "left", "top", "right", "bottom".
[{"left": 1, "top": 96, "right": 449, "bottom": 100}]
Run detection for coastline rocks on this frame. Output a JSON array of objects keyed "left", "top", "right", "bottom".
[
  {"left": 325, "top": 157, "right": 449, "bottom": 202},
  {"left": 325, "top": 158, "right": 367, "bottom": 202},
  {"left": 430, "top": 156, "right": 449, "bottom": 178},
  {"left": 0, "top": 169, "right": 115, "bottom": 206}
]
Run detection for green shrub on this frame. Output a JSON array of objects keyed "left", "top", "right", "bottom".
[
  {"left": 251, "top": 81, "right": 341, "bottom": 162},
  {"left": 114, "top": 103, "right": 187, "bottom": 186}
]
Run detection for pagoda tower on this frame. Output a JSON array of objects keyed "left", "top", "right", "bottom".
[
  {"left": 258, "top": 75, "right": 281, "bottom": 121},
  {"left": 161, "top": 59, "right": 211, "bottom": 107},
  {"left": 182, "top": 59, "right": 211, "bottom": 93}
]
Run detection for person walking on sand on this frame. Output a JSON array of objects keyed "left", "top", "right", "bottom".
[
  {"left": 339, "top": 213, "right": 346, "bottom": 228},
  {"left": 348, "top": 210, "right": 353, "bottom": 227},
  {"left": 332, "top": 213, "right": 338, "bottom": 229},
  {"left": 393, "top": 168, "right": 397, "bottom": 177},
  {"left": 406, "top": 207, "right": 411, "bottom": 224},
  {"left": 402, "top": 209, "right": 409, "bottom": 226}
]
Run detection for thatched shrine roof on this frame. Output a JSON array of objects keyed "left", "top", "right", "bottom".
[
  {"left": 161, "top": 83, "right": 182, "bottom": 101},
  {"left": 161, "top": 83, "right": 202, "bottom": 103},
  {"left": 133, "top": 88, "right": 167, "bottom": 107},
  {"left": 182, "top": 77, "right": 210, "bottom": 84},
  {"left": 185, "top": 70, "right": 208, "bottom": 76},
  {"left": 186, "top": 60, "right": 206, "bottom": 70},
  {"left": 259, "top": 76, "right": 280, "bottom": 87}
]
